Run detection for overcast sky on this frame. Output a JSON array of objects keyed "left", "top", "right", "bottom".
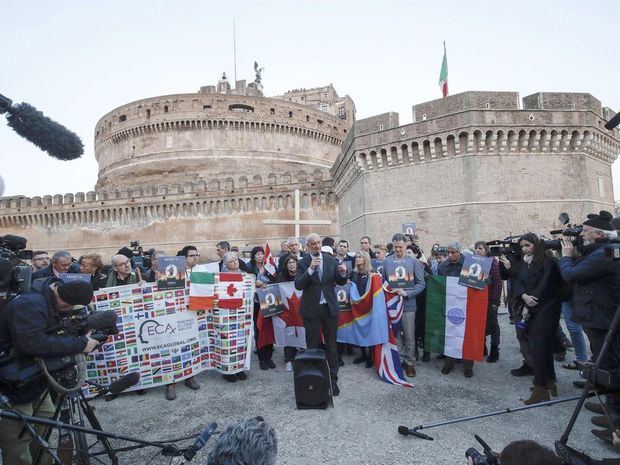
[{"left": 2, "top": 0, "right": 619, "bottom": 200}]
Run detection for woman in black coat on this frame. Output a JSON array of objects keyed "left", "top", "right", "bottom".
[
  {"left": 513, "top": 233, "right": 563, "bottom": 404},
  {"left": 248, "top": 246, "right": 276, "bottom": 370}
]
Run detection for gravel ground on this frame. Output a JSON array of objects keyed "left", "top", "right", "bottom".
[{"left": 75, "top": 313, "right": 617, "bottom": 464}]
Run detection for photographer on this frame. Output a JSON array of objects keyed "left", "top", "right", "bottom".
[
  {"left": 559, "top": 210, "right": 620, "bottom": 443},
  {"left": 0, "top": 280, "right": 100, "bottom": 465}
]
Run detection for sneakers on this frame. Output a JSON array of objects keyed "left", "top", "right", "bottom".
[
  {"left": 286, "top": 361, "right": 293, "bottom": 372},
  {"left": 510, "top": 364, "right": 534, "bottom": 377}
]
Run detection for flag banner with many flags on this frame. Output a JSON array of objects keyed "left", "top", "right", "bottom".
[
  {"left": 424, "top": 276, "right": 488, "bottom": 361},
  {"left": 337, "top": 274, "right": 389, "bottom": 346},
  {"left": 84, "top": 277, "right": 254, "bottom": 397}
]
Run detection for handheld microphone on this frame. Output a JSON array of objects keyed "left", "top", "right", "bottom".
[
  {"left": 1, "top": 93, "right": 84, "bottom": 160},
  {"left": 605, "top": 112, "right": 620, "bottom": 130},
  {"left": 184, "top": 422, "right": 218, "bottom": 460},
  {"left": 108, "top": 372, "right": 140, "bottom": 395},
  {"left": 397, "top": 426, "right": 434, "bottom": 440}
]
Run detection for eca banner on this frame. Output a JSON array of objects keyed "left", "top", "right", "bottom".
[{"left": 83, "top": 278, "right": 254, "bottom": 396}]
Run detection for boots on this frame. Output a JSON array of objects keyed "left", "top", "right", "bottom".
[
  {"left": 524, "top": 385, "right": 550, "bottom": 405},
  {"left": 441, "top": 357, "right": 455, "bottom": 375},
  {"left": 486, "top": 345, "right": 499, "bottom": 363},
  {"left": 529, "top": 380, "right": 558, "bottom": 397}
]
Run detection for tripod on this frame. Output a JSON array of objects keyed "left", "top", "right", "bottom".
[{"left": 31, "top": 387, "right": 118, "bottom": 465}]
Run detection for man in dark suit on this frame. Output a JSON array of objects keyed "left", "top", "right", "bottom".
[
  {"left": 216, "top": 241, "right": 248, "bottom": 272},
  {"left": 295, "top": 233, "right": 348, "bottom": 396},
  {"left": 31, "top": 250, "right": 80, "bottom": 281}
]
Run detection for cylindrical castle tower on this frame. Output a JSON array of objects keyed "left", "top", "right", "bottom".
[{"left": 94, "top": 77, "right": 351, "bottom": 191}]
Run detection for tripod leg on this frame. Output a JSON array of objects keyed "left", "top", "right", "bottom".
[
  {"left": 78, "top": 392, "right": 119, "bottom": 465},
  {"left": 31, "top": 393, "right": 71, "bottom": 465}
]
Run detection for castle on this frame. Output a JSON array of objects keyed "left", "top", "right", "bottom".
[{"left": 0, "top": 74, "right": 618, "bottom": 258}]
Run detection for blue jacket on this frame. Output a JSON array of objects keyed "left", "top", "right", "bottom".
[
  {"left": 559, "top": 241, "right": 620, "bottom": 330},
  {"left": 381, "top": 255, "right": 426, "bottom": 312}
]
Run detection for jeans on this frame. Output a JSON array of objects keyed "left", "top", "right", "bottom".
[{"left": 561, "top": 301, "right": 588, "bottom": 362}]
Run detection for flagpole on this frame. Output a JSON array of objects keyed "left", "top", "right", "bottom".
[{"left": 233, "top": 18, "right": 237, "bottom": 83}]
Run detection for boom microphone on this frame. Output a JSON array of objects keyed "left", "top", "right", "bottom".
[
  {"left": 397, "top": 425, "right": 434, "bottom": 440},
  {"left": 184, "top": 422, "right": 218, "bottom": 460},
  {"left": 605, "top": 112, "right": 620, "bottom": 131},
  {"left": 0, "top": 93, "right": 84, "bottom": 160}
]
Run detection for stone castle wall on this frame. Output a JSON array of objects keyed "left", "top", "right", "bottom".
[{"left": 332, "top": 91, "right": 619, "bottom": 252}]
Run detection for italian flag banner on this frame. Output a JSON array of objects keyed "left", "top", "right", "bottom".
[
  {"left": 438, "top": 41, "right": 448, "bottom": 98},
  {"left": 425, "top": 276, "right": 488, "bottom": 361},
  {"left": 188, "top": 271, "right": 216, "bottom": 309}
]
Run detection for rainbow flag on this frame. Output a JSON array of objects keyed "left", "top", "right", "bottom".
[{"left": 425, "top": 276, "right": 488, "bottom": 361}]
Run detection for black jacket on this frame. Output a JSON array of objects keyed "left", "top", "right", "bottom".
[
  {"left": 559, "top": 241, "right": 620, "bottom": 330},
  {"left": 295, "top": 253, "right": 347, "bottom": 318},
  {"left": 513, "top": 255, "right": 562, "bottom": 316},
  {"left": 436, "top": 255, "right": 465, "bottom": 277},
  {"left": 31, "top": 262, "right": 81, "bottom": 281},
  {"left": 0, "top": 285, "right": 88, "bottom": 402}
]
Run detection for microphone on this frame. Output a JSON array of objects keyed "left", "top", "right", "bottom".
[
  {"left": 86, "top": 310, "right": 119, "bottom": 330},
  {"left": 605, "top": 112, "right": 620, "bottom": 130},
  {"left": 397, "top": 425, "right": 434, "bottom": 440},
  {"left": 1, "top": 93, "right": 84, "bottom": 160},
  {"left": 108, "top": 372, "right": 140, "bottom": 395},
  {"left": 184, "top": 422, "right": 218, "bottom": 460}
]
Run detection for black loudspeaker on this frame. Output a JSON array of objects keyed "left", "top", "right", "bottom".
[{"left": 293, "top": 349, "right": 331, "bottom": 409}]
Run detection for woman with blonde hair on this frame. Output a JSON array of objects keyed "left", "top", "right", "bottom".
[{"left": 350, "top": 250, "right": 375, "bottom": 367}]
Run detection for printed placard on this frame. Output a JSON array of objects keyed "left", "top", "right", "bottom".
[
  {"left": 336, "top": 283, "right": 352, "bottom": 311},
  {"left": 384, "top": 258, "right": 415, "bottom": 289},
  {"left": 458, "top": 255, "right": 493, "bottom": 290},
  {"left": 257, "top": 284, "right": 283, "bottom": 318},
  {"left": 156, "top": 256, "right": 186, "bottom": 289},
  {"left": 402, "top": 222, "right": 416, "bottom": 235},
  {"left": 371, "top": 259, "right": 386, "bottom": 275},
  {"left": 58, "top": 273, "right": 91, "bottom": 283}
]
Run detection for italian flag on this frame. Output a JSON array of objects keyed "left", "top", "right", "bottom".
[
  {"left": 438, "top": 41, "right": 448, "bottom": 98},
  {"left": 218, "top": 272, "right": 244, "bottom": 309},
  {"left": 425, "top": 276, "right": 488, "bottom": 361},
  {"left": 189, "top": 271, "right": 216, "bottom": 310}
]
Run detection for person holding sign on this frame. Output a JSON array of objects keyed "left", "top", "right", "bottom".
[
  {"left": 248, "top": 246, "right": 276, "bottom": 371},
  {"left": 295, "top": 233, "right": 348, "bottom": 396},
  {"left": 474, "top": 241, "right": 503, "bottom": 363},
  {"left": 351, "top": 251, "right": 376, "bottom": 368},
  {"left": 276, "top": 254, "right": 301, "bottom": 372},
  {"left": 381, "top": 234, "right": 426, "bottom": 378}
]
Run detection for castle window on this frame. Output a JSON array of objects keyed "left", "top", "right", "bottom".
[
  {"left": 317, "top": 119, "right": 324, "bottom": 125},
  {"left": 320, "top": 103, "right": 329, "bottom": 112},
  {"left": 164, "top": 105, "right": 169, "bottom": 113},
  {"left": 229, "top": 104, "right": 254, "bottom": 113},
  {"left": 203, "top": 105, "right": 212, "bottom": 110},
  {"left": 422, "top": 114, "right": 427, "bottom": 121},
  {"left": 119, "top": 115, "right": 127, "bottom": 122},
  {"left": 338, "top": 107, "right": 346, "bottom": 119},
  {"left": 306, "top": 115, "right": 310, "bottom": 122},
  {"left": 288, "top": 111, "right": 293, "bottom": 118},
  {"left": 270, "top": 108, "right": 275, "bottom": 115},
  {"left": 379, "top": 124, "right": 384, "bottom": 130},
  {"left": 486, "top": 103, "right": 490, "bottom": 109},
  {"left": 146, "top": 109, "right": 151, "bottom": 119}
]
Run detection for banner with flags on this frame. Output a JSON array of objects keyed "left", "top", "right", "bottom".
[
  {"left": 425, "top": 275, "right": 488, "bottom": 361},
  {"left": 84, "top": 277, "right": 255, "bottom": 397},
  {"left": 439, "top": 41, "right": 448, "bottom": 98}
]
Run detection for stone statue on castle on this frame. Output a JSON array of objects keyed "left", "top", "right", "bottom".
[{"left": 254, "top": 61, "right": 264, "bottom": 85}]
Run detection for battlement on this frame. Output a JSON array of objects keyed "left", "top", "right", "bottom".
[
  {"left": 413, "top": 91, "right": 520, "bottom": 122},
  {"left": 522, "top": 92, "right": 602, "bottom": 113}
]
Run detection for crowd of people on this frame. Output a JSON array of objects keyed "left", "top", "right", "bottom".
[{"left": 1, "top": 210, "right": 620, "bottom": 464}]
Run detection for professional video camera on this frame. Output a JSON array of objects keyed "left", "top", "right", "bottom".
[
  {"left": 0, "top": 234, "right": 33, "bottom": 302},
  {"left": 129, "top": 239, "right": 152, "bottom": 269},
  {"left": 465, "top": 435, "right": 499, "bottom": 465},
  {"left": 52, "top": 306, "right": 119, "bottom": 344},
  {"left": 431, "top": 244, "right": 448, "bottom": 256},
  {"left": 543, "top": 213, "right": 584, "bottom": 251},
  {"left": 485, "top": 236, "right": 521, "bottom": 258}
]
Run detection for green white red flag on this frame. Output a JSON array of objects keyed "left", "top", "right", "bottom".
[
  {"left": 424, "top": 276, "right": 488, "bottom": 361},
  {"left": 188, "top": 271, "right": 216, "bottom": 309},
  {"left": 218, "top": 273, "right": 244, "bottom": 308},
  {"left": 438, "top": 41, "right": 448, "bottom": 98}
]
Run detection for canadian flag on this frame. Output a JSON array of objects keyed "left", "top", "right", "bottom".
[
  {"left": 218, "top": 273, "right": 244, "bottom": 309},
  {"left": 264, "top": 242, "right": 277, "bottom": 276}
]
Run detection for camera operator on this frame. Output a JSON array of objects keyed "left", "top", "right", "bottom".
[
  {"left": 559, "top": 210, "right": 620, "bottom": 443},
  {"left": 0, "top": 280, "right": 100, "bottom": 465}
]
